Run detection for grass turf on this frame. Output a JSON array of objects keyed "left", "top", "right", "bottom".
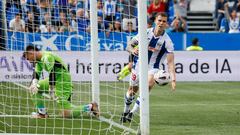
[{"left": 0, "top": 82, "right": 240, "bottom": 135}]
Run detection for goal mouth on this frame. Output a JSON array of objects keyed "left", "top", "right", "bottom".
[{"left": 0, "top": 82, "right": 139, "bottom": 134}]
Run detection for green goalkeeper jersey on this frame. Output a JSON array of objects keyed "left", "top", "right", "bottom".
[
  {"left": 34, "top": 52, "right": 72, "bottom": 96},
  {"left": 35, "top": 51, "right": 68, "bottom": 79},
  {"left": 33, "top": 51, "right": 73, "bottom": 109}
]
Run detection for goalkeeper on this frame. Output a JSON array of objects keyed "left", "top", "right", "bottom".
[{"left": 23, "top": 45, "right": 99, "bottom": 118}]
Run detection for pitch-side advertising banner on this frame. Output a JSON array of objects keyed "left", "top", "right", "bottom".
[{"left": 0, "top": 51, "right": 240, "bottom": 82}]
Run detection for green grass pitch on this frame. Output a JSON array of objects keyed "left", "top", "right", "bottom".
[{"left": 0, "top": 82, "right": 240, "bottom": 135}]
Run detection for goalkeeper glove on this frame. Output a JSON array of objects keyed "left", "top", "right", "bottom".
[{"left": 29, "top": 79, "right": 39, "bottom": 95}]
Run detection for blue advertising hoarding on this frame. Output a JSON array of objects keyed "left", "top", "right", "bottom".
[
  {"left": 6, "top": 31, "right": 240, "bottom": 51},
  {"left": 7, "top": 31, "right": 132, "bottom": 51}
]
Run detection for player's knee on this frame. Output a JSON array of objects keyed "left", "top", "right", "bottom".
[
  {"left": 148, "top": 80, "right": 155, "bottom": 90},
  {"left": 148, "top": 75, "right": 155, "bottom": 90},
  {"left": 128, "top": 86, "right": 138, "bottom": 96}
]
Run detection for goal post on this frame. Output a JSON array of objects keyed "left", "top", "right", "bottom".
[
  {"left": 1, "top": 0, "right": 6, "bottom": 50},
  {"left": 90, "top": 0, "right": 100, "bottom": 107},
  {"left": 137, "top": 0, "right": 150, "bottom": 134}
]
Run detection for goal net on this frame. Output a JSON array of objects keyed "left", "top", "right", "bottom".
[{"left": 0, "top": 0, "right": 148, "bottom": 134}]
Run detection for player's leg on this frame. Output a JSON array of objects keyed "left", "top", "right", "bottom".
[
  {"left": 55, "top": 72, "right": 99, "bottom": 118},
  {"left": 56, "top": 90, "right": 98, "bottom": 118},
  {"left": 31, "top": 78, "right": 49, "bottom": 118},
  {"left": 148, "top": 73, "right": 156, "bottom": 91},
  {"left": 117, "top": 54, "right": 134, "bottom": 81},
  {"left": 61, "top": 101, "right": 99, "bottom": 118},
  {"left": 127, "top": 70, "right": 157, "bottom": 121},
  {"left": 120, "top": 69, "right": 139, "bottom": 122}
]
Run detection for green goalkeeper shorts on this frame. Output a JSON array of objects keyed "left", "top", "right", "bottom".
[{"left": 38, "top": 72, "right": 73, "bottom": 109}]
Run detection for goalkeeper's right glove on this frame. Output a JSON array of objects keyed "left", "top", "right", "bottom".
[{"left": 29, "top": 79, "right": 39, "bottom": 95}]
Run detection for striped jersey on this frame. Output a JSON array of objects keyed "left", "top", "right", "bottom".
[{"left": 132, "top": 27, "right": 174, "bottom": 70}]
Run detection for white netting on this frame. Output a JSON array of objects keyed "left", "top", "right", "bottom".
[{"left": 0, "top": 0, "right": 176, "bottom": 134}]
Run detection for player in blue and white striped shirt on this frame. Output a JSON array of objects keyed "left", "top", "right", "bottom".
[{"left": 120, "top": 13, "right": 176, "bottom": 123}]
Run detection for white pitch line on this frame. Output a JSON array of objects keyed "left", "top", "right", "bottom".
[
  {"left": 0, "top": 114, "right": 61, "bottom": 118},
  {"left": 0, "top": 115, "right": 31, "bottom": 118},
  {"left": 99, "top": 116, "right": 138, "bottom": 134}
]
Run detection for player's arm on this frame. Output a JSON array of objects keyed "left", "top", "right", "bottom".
[
  {"left": 167, "top": 53, "right": 176, "bottom": 91},
  {"left": 126, "top": 36, "right": 139, "bottom": 56},
  {"left": 43, "top": 55, "right": 55, "bottom": 86},
  {"left": 43, "top": 55, "right": 58, "bottom": 99},
  {"left": 224, "top": 2, "right": 230, "bottom": 21},
  {"left": 29, "top": 63, "right": 42, "bottom": 95},
  {"left": 165, "top": 37, "right": 176, "bottom": 91}
]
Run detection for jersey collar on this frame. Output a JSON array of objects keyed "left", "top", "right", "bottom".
[{"left": 152, "top": 27, "right": 165, "bottom": 38}]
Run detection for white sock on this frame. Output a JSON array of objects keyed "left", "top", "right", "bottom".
[
  {"left": 130, "top": 97, "right": 140, "bottom": 114},
  {"left": 124, "top": 92, "right": 135, "bottom": 113}
]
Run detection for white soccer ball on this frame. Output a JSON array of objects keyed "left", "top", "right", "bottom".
[{"left": 154, "top": 70, "right": 171, "bottom": 86}]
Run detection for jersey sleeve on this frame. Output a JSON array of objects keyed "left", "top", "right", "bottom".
[
  {"left": 42, "top": 54, "right": 55, "bottom": 72},
  {"left": 165, "top": 36, "right": 174, "bottom": 53}
]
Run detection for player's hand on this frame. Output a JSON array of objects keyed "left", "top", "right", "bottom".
[
  {"left": 171, "top": 80, "right": 176, "bottom": 91},
  {"left": 29, "top": 79, "right": 39, "bottom": 95},
  {"left": 148, "top": 47, "right": 158, "bottom": 52},
  {"left": 132, "top": 48, "right": 139, "bottom": 56}
]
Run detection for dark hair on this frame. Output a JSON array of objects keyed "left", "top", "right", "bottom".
[
  {"left": 192, "top": 38, "right": 199, "bottom": 45},
  {"left": 155, "top": 12, "right": 168, "bottom": 19},
  {"left": 26, "top": 45, "right": 39, "bottom": 51},
  {"left": 15, "top": 13, "right": 21, "bottom": 17},
  {"left": 22, "top": 45, "right": 39, "bottom": 58}
]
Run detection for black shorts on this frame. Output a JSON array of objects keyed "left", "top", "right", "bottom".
[{"left": 129, "top": 54, "right": 134, "bottom": 62}]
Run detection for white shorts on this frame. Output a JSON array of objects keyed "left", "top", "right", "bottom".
[{"left": 129, "top": 68, "right": 159, "bottom": 86}]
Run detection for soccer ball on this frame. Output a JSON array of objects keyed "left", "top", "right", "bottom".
[{"left": 154, "top": 70, "right": 170, "bottom": 86}]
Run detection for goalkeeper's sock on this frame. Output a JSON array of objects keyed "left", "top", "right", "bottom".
[
  {"left": 130, "top": 97, "right": 140, "bottom": 114},
  {"left": 118, "top": 65, "right": 131, "bottom": 80},
  {"left": 71, "top": 104, "right": 92, "bottom": 117},
  {"left": 124, "top": 92, "right": 135, "bottom": 113}
]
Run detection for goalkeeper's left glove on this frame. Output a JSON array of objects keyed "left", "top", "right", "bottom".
[{"left": 29, "top": 79, "right": 39, "bottom": 95}]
